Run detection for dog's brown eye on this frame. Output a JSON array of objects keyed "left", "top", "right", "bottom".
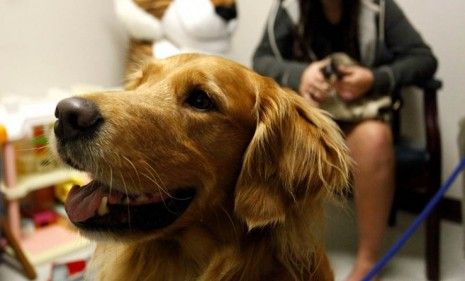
[{"left": 186, "top": 89, "right": 215, "bottom": 111}]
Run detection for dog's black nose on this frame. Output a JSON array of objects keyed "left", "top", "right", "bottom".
[
  {"left": 215, "top": 4, "right": 237, "bottom": 21},
  {"left": 54, "top": 97, "right": 103, "bottom": 140}
]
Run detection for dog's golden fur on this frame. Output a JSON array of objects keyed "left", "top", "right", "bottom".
[{"left": 54, "top": 54, "right": 350, "bottom": 281}]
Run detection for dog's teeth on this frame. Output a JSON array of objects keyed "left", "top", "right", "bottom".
[{"left": 98, "top": 196, "right": 109, "bottom": 216}]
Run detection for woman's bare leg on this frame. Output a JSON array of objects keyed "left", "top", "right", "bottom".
[{"left": 344, "top": 120, "right": 395, "bottom": 281}]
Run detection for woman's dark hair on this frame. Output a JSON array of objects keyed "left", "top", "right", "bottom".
[{"left": 293, "top": 0, "right": 360, "bottom": 61}]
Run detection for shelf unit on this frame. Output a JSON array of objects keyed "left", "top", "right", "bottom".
[
  {"left": 1, "top": 168, "right": 85, "bottom": 201},
  {"left": 0, "top": 96, "right": 91, "bottom": 266}
]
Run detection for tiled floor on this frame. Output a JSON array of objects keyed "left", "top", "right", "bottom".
[{"left": 1, "top": 205, "right": 464, "bottom": 281}]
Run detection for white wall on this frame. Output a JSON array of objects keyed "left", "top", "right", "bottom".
[
  {"left": 228, "top": 0, "right": 273, "bottom": 66},
  {"left": 394, "top": 0, "right": 465, "bottom": 199},
  {"left": 0, "top": 0, "right": 127, "bottom": 95},
  {"left": 0, "top": 0, "right": 463, "bottom": 199}
]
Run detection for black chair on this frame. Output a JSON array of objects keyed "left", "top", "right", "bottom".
[{"left": 389, "top": 79, "right": 443, "bottom": 281}]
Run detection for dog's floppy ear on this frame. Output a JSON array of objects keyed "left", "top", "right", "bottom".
[
  {"left": 124, "top": 59, "right": 159, "bottom": 90},
  {"left": 234, "top": 83, "right": 351, "bottom": 230},
  {"left": 125, "top": 68, "right": 144, "bottom": 90},
  {"left": 125, "top": 61, "right": 151, "bottom": 90}
]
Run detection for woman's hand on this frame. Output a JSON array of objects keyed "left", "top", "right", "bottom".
[
  {"left": 299, "top": 59, "right": 330, "bottom": 105},
  {"left": 334, "top": 65, "right": 374, "bottom": 101}
]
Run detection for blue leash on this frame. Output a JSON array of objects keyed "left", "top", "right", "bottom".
[{"left": 362, "top": 157, "right": 465, "bottom": 281}]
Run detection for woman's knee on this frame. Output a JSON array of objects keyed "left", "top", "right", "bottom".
[{"left": 351, "top": 120, "right": 393, "bottom": 150}]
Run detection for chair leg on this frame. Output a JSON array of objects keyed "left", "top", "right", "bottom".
[
  {"left": 425, "top": 207, "right": 440, "bottom": 281},
  {"left": 1, "top": 220, "right": 37, "bottom": 279},
  {"left": 388, "top": 192, "right": 398, "bottom": 227}
]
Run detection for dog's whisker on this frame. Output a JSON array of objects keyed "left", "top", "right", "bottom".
[
  {"left": 15, "top": 144, "right": 50, "bottom": 152},
  {"left": 140, "top": 171, "right": 165, "bottom": 193},
  {"left": 124, "top": 167, "right": 137, "bottom": 195},
  {"left": 87, "top": 145, "right": 100, "bottom": 177},
  {"left": 140, "top": 161, "right": 175, "bottom": 199},
  {"left": 138, "top": 163, "right": 193, "bottom": 215},
  {"left": 139, "top": 172, "right": 180, "bottom": 215},
  {"left": 219, "top": 205, "right": 238, "bottom": 238},
  {"left": 122, "top": 155, "right": 143, "bottom": 190},
  {"left": 140, "top": 168, "right": 186, "bottom": 202},
  {"left": 119, "top": 171, "right": 132, "bottom": 231},
  {"left": 109, "top": 167, "right": 114, "bottom": 198},
  {"left": 141, "top": 160, "right": 167, "bottom": 190}
]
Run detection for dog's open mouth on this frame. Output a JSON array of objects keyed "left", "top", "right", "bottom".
[{"left": 65, "top": 180, "right": 195, "bottom": 233}]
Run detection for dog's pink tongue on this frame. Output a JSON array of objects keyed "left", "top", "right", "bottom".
[{"left": 65, "top": 182, "right": 104, "bottom": 223}]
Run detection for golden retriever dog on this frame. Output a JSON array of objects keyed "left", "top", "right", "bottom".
[{"left": 51, "top": 54, "right": 350, "bottom": 281}]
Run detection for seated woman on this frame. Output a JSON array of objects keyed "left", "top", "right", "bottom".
[{"left": 252, "top": 0, "right": 437, "bottom": 280}]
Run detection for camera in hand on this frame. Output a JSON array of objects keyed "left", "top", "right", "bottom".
[{"left": 320, "top": 53, "right": 355, "bottom": 82}]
